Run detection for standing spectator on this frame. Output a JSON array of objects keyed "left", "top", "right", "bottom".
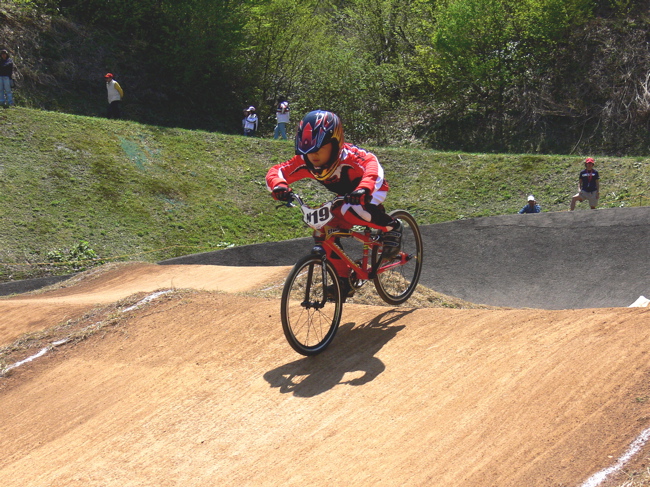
[
  {"left": 519, "top": 195, "right": 541, "bottom": 213},
  {"left": 242, "top": 108, "right": 250, "bottom": 133},
  {"left": 243, "top": 106, "right": 258, "bottom": 136},
  {"left": 104, "top": 73, "right": 124, "bottom": 119},
  {"left": 0, "top": 49, "right": 15, "bottom": 107},
  {"left": 273, "top": 96, "right": 290, "bottom": 140},
  {"left": 570, "top": 157, "right": 600, "bottom": 210}
]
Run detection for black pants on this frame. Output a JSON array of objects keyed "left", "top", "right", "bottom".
[{"left": 107, "top": 101, "right": 121, "bottom": 119}]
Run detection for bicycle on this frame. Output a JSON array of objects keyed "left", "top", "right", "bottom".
[{"left": 279, "top": 192, "right": 423, "bottom": 355}]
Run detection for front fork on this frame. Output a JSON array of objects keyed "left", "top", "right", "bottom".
[{"left": 300, "top": 253, "right": 333, "bottom": 309}]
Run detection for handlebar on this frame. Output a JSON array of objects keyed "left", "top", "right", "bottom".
[
  {"left": 277, "top": 191, "right": 345, "bottom": 209},
  {"left": 276, "top": 192, "right": 345, "bottom": 230}
]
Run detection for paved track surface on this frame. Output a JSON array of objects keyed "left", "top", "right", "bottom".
[
  {"left": 161, "top": 206, "right": 650, "bottom": 309},
  {"left": 4, "top": 207, "right": 648, "bottom": 309}
]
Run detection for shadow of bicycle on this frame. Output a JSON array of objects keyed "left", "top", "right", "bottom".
[{"left": 263, "top": 308, "right": 415, "bottom": 397}]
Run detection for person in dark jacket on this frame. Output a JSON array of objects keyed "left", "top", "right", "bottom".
[
  {"left": 570, "top": 157, "right": 600, "bottom": 210},
  {"left": 519, "top": 195, "right": 541, "bottom": 214},
  {"left": 0, "top": 49, "right": 15, "bottom": 107}
]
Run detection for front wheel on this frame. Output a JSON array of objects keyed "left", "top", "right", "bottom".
[
  {"left": 373, "top": 210, "right": 424, "bottom": 305},
  {"left": 281, "top": 254, "right": 343, "bottom": 355}
]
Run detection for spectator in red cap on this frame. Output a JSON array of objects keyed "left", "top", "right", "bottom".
[
  {"left": 104, "top": 73, "right": 124, "bottom": 119},
  {"left": 570, "top": 157, "right": 600, "bottom": 210}
]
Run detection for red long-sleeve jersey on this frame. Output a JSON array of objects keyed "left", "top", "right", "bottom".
[{"left": 266, "top": 143, "right": 390, "bottom": 197}]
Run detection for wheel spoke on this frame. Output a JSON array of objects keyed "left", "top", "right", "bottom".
[
  {"left": 281, "top": 255, "right": 343, "bottom": 355},
  {"left": 373, "top": 210, "right": 423, "bottom": 305}
]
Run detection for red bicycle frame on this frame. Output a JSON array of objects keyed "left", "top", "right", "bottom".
[{"left": 288, "top": 193, "right": 407, "bottom": 280}]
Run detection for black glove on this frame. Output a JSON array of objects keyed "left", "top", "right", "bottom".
[
  {"left": 344, "top": 188, "right": 369, "bottom": 206},
  {"left": 272, "top": 184, "right": 292, "bottom": 202}
]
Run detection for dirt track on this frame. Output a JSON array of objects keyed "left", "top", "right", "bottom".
[{"left": 1, "top": 263, "right": 649, "bottom": 486}]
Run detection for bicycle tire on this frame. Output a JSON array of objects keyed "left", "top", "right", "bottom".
[
  {"left": 373, "top": 210, "right": 424, "bottom": 305},
  {"left": 281, "top": 254, "right": 343, "bottom": 355}
]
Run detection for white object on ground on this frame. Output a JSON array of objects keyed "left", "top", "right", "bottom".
[
  {"left": 629, "top": 295, "right": 650, "bottom": 307},
  {"left": 2, "top": 290, "right": 173, "bottom": 375},
  {"left": 580, "top": 427, "right": 650, "bottom": 487}
]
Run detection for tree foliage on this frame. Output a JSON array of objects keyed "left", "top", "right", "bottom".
[
  {"left": 413, "top": 0, "right": 596, "bottom": 151},
  {"left": 4, "top": 0, "right": 650, "bottom": 154},
  {"left": 239, "top": 0, "right": 332, "bottom": 127}
]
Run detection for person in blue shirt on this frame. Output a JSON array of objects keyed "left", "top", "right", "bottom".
[
  {"left": 519, "top": 195, "right": 541, "bottom": 214},
  {"left": 570, "top": 157, "right": 600, "bottom": 210}
]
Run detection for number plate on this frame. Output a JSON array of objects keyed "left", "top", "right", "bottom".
[{"left": 301, "top": 201, "right": 335, "bottom": 230}]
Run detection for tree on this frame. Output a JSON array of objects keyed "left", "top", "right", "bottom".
[
  {"left": 413, "top": 0, "right": 593, "bottom": 151},
  {"left": 238, "top": 0, "right": 339, "bottom": 131}
]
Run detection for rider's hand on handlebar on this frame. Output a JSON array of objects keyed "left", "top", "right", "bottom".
[
  {"left": 272, "top": 184, "right": 292, "bottom": 202},
  {"left": 344, "top": 187, "right": 369, "bottom": 206}
]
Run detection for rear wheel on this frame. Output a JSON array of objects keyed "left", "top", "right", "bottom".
[
  {"left": 373, "top": 210, "right": 423, "bottom": 305},
  {"left": 281, "top": 254, "right": 343, "bottom": 355}
]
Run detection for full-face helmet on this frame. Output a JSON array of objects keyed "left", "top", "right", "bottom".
[{"left": 295, "top": 110, "right": 344, "bottom": 180}]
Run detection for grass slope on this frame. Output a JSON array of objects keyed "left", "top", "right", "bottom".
[{"left": 1, "top": 107, "right": 649, "bottom": 282}]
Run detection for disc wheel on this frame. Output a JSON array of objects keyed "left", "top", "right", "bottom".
[
  {"left": 281, "top": 254, "right": 343, "bottom": 355},
  {"left": 373, "top": 210, "right": 423, "bottom": 305}
]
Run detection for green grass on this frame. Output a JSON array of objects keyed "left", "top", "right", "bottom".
[{"left": 1, "top": 106, "right": 649, "bottom": 282}]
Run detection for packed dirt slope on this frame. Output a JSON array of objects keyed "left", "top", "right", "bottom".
[
  {"left": 1, "top": 263, "right": 649, "bottom": 487},
  {"left": 0, "top": 263, "right": 291, "bottom": 346}
]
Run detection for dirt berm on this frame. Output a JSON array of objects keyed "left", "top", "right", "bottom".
[{"left": 0, "top": 207, "right": 649, "bottom": 486}]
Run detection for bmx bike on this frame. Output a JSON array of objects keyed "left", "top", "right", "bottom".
[{"left": 279, "top": 192, "right": 423, "bottom": 355}]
